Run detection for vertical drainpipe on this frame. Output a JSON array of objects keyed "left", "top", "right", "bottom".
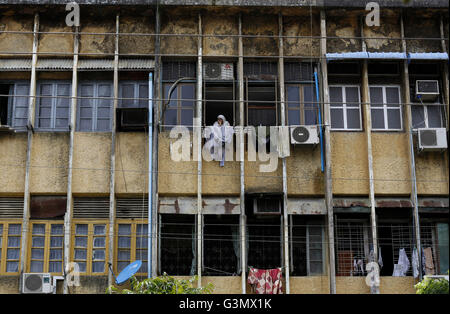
[
  {"left": 441, "top": 15, "right": 450, "bottom": 132},
  {"left": 196, "top": 12, "right": 203, "bottom": 288},
  {"left": 238, "top": 14, "right": 247, "bottom": 294},
  {"left": 148, "top": 71, "right": 153, "bottom": 278},
  {"left": 108, "top": 14, "right": 119, "bottom": 287},
  {"left": 63, "top": 25, "right": 79, "bottom": 294},
  {"left": 20, "top": 13, "right": 39, "bottom": 283},
  {"left": 278, "top": 12, "right": 290, "bottom": 294},
  {"left": 360, "top": 16, "right": 379, "bottom": 294},
  {"left": 152, "top": 3, "right": 161, "bottom": 278},
  {"left": 319, "top": 10, "right": 336, "bottom": 295},
  {"left": 400, "top": 13, "right": 422, "bottom": 281}
]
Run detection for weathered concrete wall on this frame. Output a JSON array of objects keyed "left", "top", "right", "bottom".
[
  {"left": 160, "top": 11, "right": 197, "bottom": 57},
  {"left": 326, "top": 11, "right": 362, "bottom": 53},
  {"left": 202, "top": 276, "right": 241, "bottom": 294},
  {"left": 415, "top": 151, "right": 449, "bottom": 195},
  {"left": 68, "top": 276, "right": 108, "bottom": 294},
  {"left": 203, "top": 13, "right": 238, "bottom": 57},
  {"left": 0, "top": 133, "right": 27, "bottom": 194},
  {"left": 202, "top": 155, "right": 240, "bottom": 195},
  {"left": 242, "top": 12, "right": 278, "bottom": 57},
  {"left": 38, "top": 12, "right": 73, "bottom": 56},
  {"left": 363, "top": 12, "right": 402, "bottom": 52},
  {"left": 331, "top": 132, "right": 369, "bottom": 195},
  {"left": 115, "top": 132, "right": 148, "bottom": 195},
  {"left": 290, "top": 276, "right": 329, "bottom": 294},
  {"left": 158, "top": 132, "right": 197, "bottom": 195},
  {"left": 0, "top": 276, "right": 19, "bottom": 294},
  {"left": 30, "top": 133, "right": 69, "bottom": 194},
  {"left": 79, "top": 15, "right": 115, "bottom": 57},
  {"left": 287, "top": 145, "right": 324, "bottom": 196},
  {"left": 283, "top": 13, "right": 320, "bottom": 57},
  {"left": 372, "top": 133, "right": 410, "bottom": 195},
  {"left": 336, "top": 276, "right": 416, "bottom": 294},
  {"left": 119, "top": 14, "right": 155, "bottom": 55},
  {"left": 404, "top": 11, "right": 441, "bottom": 53},
  {"left": 244, "top": 152, "right": 282, "bottom": 194},
  {"left": 0, "top": 13, "right": 33, "bottom": 57},
  {"left": 72, "top": 132, "right": 111, "bottom": 195}
]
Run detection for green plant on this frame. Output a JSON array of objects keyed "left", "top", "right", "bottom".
[
  {"left": 106, "top": 274, "right": 214, "bottom": 294},
  {"left": 415, "top": 273, "right": 449, "bottom": 294}
]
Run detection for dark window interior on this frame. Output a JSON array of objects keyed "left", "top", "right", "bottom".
[
  {"left": 245, "top": 195, "right": 282, "bottom": 270},
  {"left": 247, "top": 85, "right": 277, "bottom": 126},
  {"left": 203, "top": 215, "right": 239, "bottom": 276},
  {"left": 160, "top": 214, "right": 195, "bottom": 276},
  {"left": 0, "top": 84, "right": 11, "bottom": 125},
  {"left": 30, "top": 196, "right": 67, "bottom": 220},
  {"left": 204, "top": 84, "right": 234, "bottom": 126}
]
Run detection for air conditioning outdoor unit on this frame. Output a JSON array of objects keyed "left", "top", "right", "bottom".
[
  {"left": 417, "top": 128, "right": 447, "bottom": 151},
  {"left": 203, "top": 63, "right": 234, "bottom": 80},
  {"left": 253, "top": 197, "right": 281, "bottom": 215},
  {"left": 290, "top": 125, "right": 319, "bottom": 145},
  {"left": 117, "top": 108, "right": 148, "bottom": 131},
  {"left": 21, "top": 273, "right": 53, "bottom": 294},
  {"left": 416, "top": 80, "right": 439, "bottom": 102}
]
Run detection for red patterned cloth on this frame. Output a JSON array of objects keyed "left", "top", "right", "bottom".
[{"left": 247, "top": 267, "right": 283, "bottom": 294}]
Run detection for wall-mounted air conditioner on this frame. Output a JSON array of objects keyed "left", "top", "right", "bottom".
[
  {"left": 116, "top": 108, "right": 148, "bottom": 131},
  {"left": 290, "top": 125, "right": 319, "bottom": 145},
  {"left": 417, "top": 128, "right": 447, "bottom": 151},
  {"left": 203, "top": 63, "right": 234, "bottom": 80},
  {"left": 416, "top": 80, "right": 439, "bottom": 102},
  {"left": 21, "top": 273, "right": 53, "bottom": 294},
  {"left": 253, "top": 197, "right": 282, "bottom": 215}
]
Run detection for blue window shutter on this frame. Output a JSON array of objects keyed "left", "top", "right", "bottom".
[{"left": 12, "top": 83, "right": 30, "bottom": 129}]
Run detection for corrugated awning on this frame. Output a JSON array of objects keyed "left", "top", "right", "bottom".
[
  {"left": 0, "top": 58, "right": 154, "bottom": 71},
  {"left": 326, "top": 52, "right": 449, "bottom": 61}
]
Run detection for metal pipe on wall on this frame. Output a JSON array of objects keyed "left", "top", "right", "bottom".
[{"left": 148, "top": 71, "right": 153, "bottom": 278}]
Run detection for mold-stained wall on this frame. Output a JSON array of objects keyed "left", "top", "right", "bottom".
[
  {"left": 38, "top": 12, "right": 73, "bottom": 57},
  {"left": 119, "top": 13, "right": 155, "bottom": 56},
  {"left": 331, "top": 132, "right": 369, "bottom": 195},
  {"left": 283, "top": 12, "right": 320, "bottom": 58},
  {"left": 242, "top": 12, "right": 278, "bottom": 57},
  {"left": 404, "top": 11, "right": 441, "bottom": 53},
  {"left": 72, "top": 133, "right": 111, "bottom": 195},
  {"left": 79, "top": 14, "right": 115, "bottom": 57},
  {"left": 415, "top": 151, "right": 449, "bottom": 195},
  {"left": 203, "top": 13, "right": 238, "bottom": 57},
  {"left": 287, "top": 146, "right": 324, "bottom": 196},
  {"left": 30, "top": 133, "right": 69, "bottom": 194},
  {"left": 160, "top": 11, "right": 198, "bottom": 57},
  {"left": 326, "top": 11, "right": 362, "bottom": 53},
  {"left": 363, "top": 11, "right": 402, "bottom": 52},
  {"left": 0, "top": 13, "right": 33, "bottom": 57},
  {"left": 0, "top": 134, "right": 27, "bottom": 194}
]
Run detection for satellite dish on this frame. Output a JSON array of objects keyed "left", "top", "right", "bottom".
[{"left": 115, "top": 260, "right": 143, "bottom": 285}]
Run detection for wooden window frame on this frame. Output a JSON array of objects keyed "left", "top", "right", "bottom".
[
  {"left": 369, "top": 85, "right": 403, "bottom": 131},
  {"left": 0, "top": 220, "right": 22, "bottom": 275},
  {"left": 70, "top": 220, "right": 109, "bottom": 276},
  {"left": 114, "top": 219, "right": 149, "bottom": 276},
  {"left": 286, "top": 83, "right": 319, "bottom": 126},
  {"left": 329, "top": 85, "right": 363, "bottom": 131},
  {"left": 27, "top": 220, "right": 64, "bottom": 275},
  {"left": 162, "top": 82, "right": 195, "bottom": 131}
]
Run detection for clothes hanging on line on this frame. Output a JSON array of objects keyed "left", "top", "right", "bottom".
[
  {"left": 247, "top": 267, "right": 283, "bottom": 294},
  {"left": 393, "top": 248, "right": 410, "bottom": 276},
  {"left": 423, "top": 247, "right": 435, "bottom": 275}
]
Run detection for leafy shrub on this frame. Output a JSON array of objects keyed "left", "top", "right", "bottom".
[
  {"left": 415, "top": 274, "right": 449, "bottom": 294},
  {"left": 106, "top": 274, "right": 214, "bottom": 294}
]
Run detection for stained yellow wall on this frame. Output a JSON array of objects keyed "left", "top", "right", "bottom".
[
  {"left": 290, "top": 276, "right": 330, "bottom": 294},
  {"left": 336, "top": 276, "right": 416, "bottom": 294},
  {"left": 0, "top": 133, "right": 27, "bottom": 195},
  {"left": 415, "top": 151, "right": 449, "bottom": 195}
]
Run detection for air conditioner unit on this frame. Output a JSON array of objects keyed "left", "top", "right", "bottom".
[
  {"left": 417, "top": 128, "right": 447, "bottom": 151},
  {"left": 416, "top": 80, "right": 439, "bottom": 102},
  {"left": 21, "top": 273, "right": 53, "bottom": 294},
  {"left": 290, "top": 125, "right": 319, "bottom": 145},
  {"left": 253, "top": 197, "right": 281, "bottom": 215},
  {"left": 203, "top": 63, "right": 234, "bottom": 80}
]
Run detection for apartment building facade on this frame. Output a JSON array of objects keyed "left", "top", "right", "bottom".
[{"left": 0, "top": 0, "right": 448, "bottom": 294}]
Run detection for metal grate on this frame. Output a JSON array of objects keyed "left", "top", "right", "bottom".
[
  {"left": 162, "top": 61, "right": 196, "bottom": 81},
  {"left": 0, "top": 198, "right": 24, "bottom": 219},
  {"left": 335, "top": 221, "right": 370, "bottom": 276},
  {"left": 116, "top": 198, "right": 148, "bottom": 219},
  {"left": 73, "top": 198, "right": 109, "bottom": 219},
  {"left": 243, "top": 62, "right": 278, "bottom": 80},
  {"left": 284, "top": 62, "right": 314, "bottom": 82}
]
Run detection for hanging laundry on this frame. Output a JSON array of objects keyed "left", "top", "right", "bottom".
[
  {"left": 357, "top": 259, "right": 364, "bottom": 275},
  {"left": 247, "top": 267, "right": 283, "bottom": 294},
  {"left": 204, "top": 115, "right": 234, "bottom": 167},
  {"left": 421, "top": 247, "right": 426, "bottom": 275},
  {"left": 423, "top": 247, "right": 435, "bottom": 275},
  {"left": 392, "top": 248, "right": 410, "bottom": 276},
  {"left": 378, "top": 247, "right": 383, "bottom": 269},
  {"left": 412, "top": 247, "right": 419, "bottom": 279}
]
